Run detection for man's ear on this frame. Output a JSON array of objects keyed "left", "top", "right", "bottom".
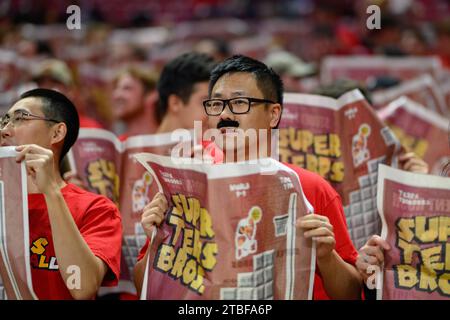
[
  {"left": 51, "top": 122, "right": 67, "bottom": 145},
  {"left": 269, "top": 103, "right": 282, "bottom": 128},
  {"left": 167, "top": 94, "right": 183, "bottom": 114}
]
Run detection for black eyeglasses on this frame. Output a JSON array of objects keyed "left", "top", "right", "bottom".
[
  {"left": 0, "top": 109, "right": 60, "bottom": 129},
  {"left": 203, "top": 97, "right": 276, "bottom": 116}
]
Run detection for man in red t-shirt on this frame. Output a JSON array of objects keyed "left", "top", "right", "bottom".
[
  {"left": 0, "top": 88, "right": 122, "bottom": 299},
  {"left": 134, "top": 55, "right": 362, "bottom": 299}
]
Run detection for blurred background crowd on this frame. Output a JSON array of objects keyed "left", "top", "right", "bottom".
[{"left": 0, "top": 0, "right": 449, "bottom": 136}]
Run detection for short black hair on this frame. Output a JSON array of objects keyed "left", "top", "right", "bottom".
[
  {"left": 156, "top": 52, "right": 216, "bottom": 122},
  {"left": 19, "top": 88, "right": 80, "bottom": 162},
  {"left": 209, "top": 54, "right": 284, "bottom": 127}
]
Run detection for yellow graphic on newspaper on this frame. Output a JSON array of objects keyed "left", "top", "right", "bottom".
[
  {"left": 352, "top": 124, "right": 371, "bottom": 167},
  {"left": 86, "top": 159, "right": 120, "bottom": 205},
  {"left": 154, "top": 193, "right": 217, "bottom": 295},
  {"left": 235, "top": 206, "right": 262, "bottom": 260},
  {"left": 132, "top": 172, "right": 153, "bottom": 213},
  {"left": 279, "top": 129, "right": 344, "bottom": 182},
  {"left": 394, "top": 215, "right": 450, "bottom": 296},
  {"left": 389, "top": 124, "right": 428, "bottom": 158}
]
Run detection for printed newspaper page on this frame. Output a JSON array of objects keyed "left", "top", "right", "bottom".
[
  {"left": 280, "top": 89, "right": 401, "bottom": 249},
  {"left": 377, "top": 164, "right": 450, "bottom": 300},
  {"left": 68, "top": 128, "right": 190, "bottom": 294},
  {"left": 0, "top": 146, "right": 36, "bottom": 300},
  {"left": 377, "top": 97, "right": 450, "bottom": 176},
  {"left": 135, "top": 153, "right": 316, "bottom": 300}
]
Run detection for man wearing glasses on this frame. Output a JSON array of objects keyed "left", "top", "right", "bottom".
[
  {"left": 0, "top": 88, "right": 122, "bottom": 299},
  {"left": 134, "top": 55, "right": 362, "bottom": 299}
]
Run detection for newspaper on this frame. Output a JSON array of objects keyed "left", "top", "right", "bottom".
[
  {"left": 67, "top": 128, "right": 190, "bottom": 294},
  {"left": 372, "top": 74, "right": 449, "bottom": 116},
  {"left": 280, "top": 89, "right": 401, "bottom": 249},
  {"left": 0, "top": 146, "right": 37, "bottom": 300},
  {"left": 377, "top": 97, "right": 450, "bottom": 175},
  {"left": 377, "top": 164, "right": 450, "bottom": 300},
  {"left": 320, "top": 55, "right": 442, "bottom": 84},
  {"left": 135, "top": 153, "right": 316, "bottom": 300}
]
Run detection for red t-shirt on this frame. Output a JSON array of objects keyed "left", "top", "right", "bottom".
[
  {"left": 79, "top": 115, "right": 104, "bottom": 129},
  {"left": 137, "top": 161, "right": 357, "bottom": 300},
  {"left": 28, "top": 183, "right": 122, "bottom": 300}
]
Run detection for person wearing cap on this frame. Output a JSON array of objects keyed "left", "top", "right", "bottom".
[
  {"left": 33, "top": 59, "right": 103, "bottom": 129},
  {"left": 0, "top": 88, "right": 122, "bottom": 299}
]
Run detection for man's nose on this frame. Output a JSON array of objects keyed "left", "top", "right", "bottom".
[
  {"left": 1, "top": 125, "right": 12, "bottom": 139},
  {"left": 219, "top": 102, "right": 236, "bottom": 121},
  {"left": 112, "top": 89, "right": 123, "bottom": 100}
]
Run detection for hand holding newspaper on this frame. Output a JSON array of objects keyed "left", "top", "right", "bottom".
[
  {"left": 134, "top": 153, "right": 316, "bottom": 300},
  {"left": 279, "top": 89, "right": 402, "bottom": 249},
  {"left": 0, "top": 146, "right": 37, "bottom": 300}
]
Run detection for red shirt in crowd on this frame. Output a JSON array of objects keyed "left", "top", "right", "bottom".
[
  {"left": 79, "top": 115, "right": 104, "bottom": 129},
  {"left": 28, "top": 183, "right": 122, "bottom": 299}
]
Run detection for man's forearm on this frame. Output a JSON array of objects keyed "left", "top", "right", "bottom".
[
  {"left": 134, "top": 247, "right": 150, "bottom": 297},
  {"left": 317, "top": 250, "right": 362, "bottom": 300},
  {"left": 44, "top": 190, "right": 107, "bottom": 299}
]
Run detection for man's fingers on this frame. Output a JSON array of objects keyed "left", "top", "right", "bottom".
[
  {"left": 156, "top": 196, "right": 169, "bottom": 212},
  {"left": 159, "top": 192, "right": 168, "bottom": 204},
  {"left": 367, "top": 235, "right": 391, "bottom": 250},
  {"left": 143, "top": 196, "right": 168, "bottom": 215},
  {"left": 355, "top": 260, "right": 373, "bottom": 280},
  {"left": 24, "top": 153, "right": 50, "bottom": 161},
  {"left": 404, "top": 162, "right": 428, "bottom": 174},
  {"left": 142, "top": 213, "right": 163, "bottom": 227},
  {"left": 297, "top": 219, "right": 333, "bottom": 231},
  {"left": 360, "top": 252, "right": 380, "bottom": 265},
  {"left": 398, "top": 152, "right": 414, "bottom": 162},
  {"left": 299, "top": 213, "right": 328, "bottom": 222},
  {"left": 362, "top": 246, "right": 385, "bottom": 263},
  {"left": 63, "top": 171, "right": 75, "bottom": 180},
  {"left": 312, "top": 236, "right": 335, "bottom": 245},
  {"left": 399, "top": 154, "right": 429, "bottom": 174},
  {"left": 16, "top": 144, "right": 51, "bottom": 154},
  {"left": 154, "top": 192, "right": 168, "bottom": 205},
  {"left": 142, "top": 207, "right": 165, "bottom": 221},
  {"left": 24, "top": 159, "right": 46, "bottom": 169},
  {"left": 296, "top": 214, "right": 329, "bottom": 230},
  {"left": 15, "top": 144, "right": 53, "bottom": 162},
  {"left": 304, "top": 227, "right": 334, "bottom": 238}
]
